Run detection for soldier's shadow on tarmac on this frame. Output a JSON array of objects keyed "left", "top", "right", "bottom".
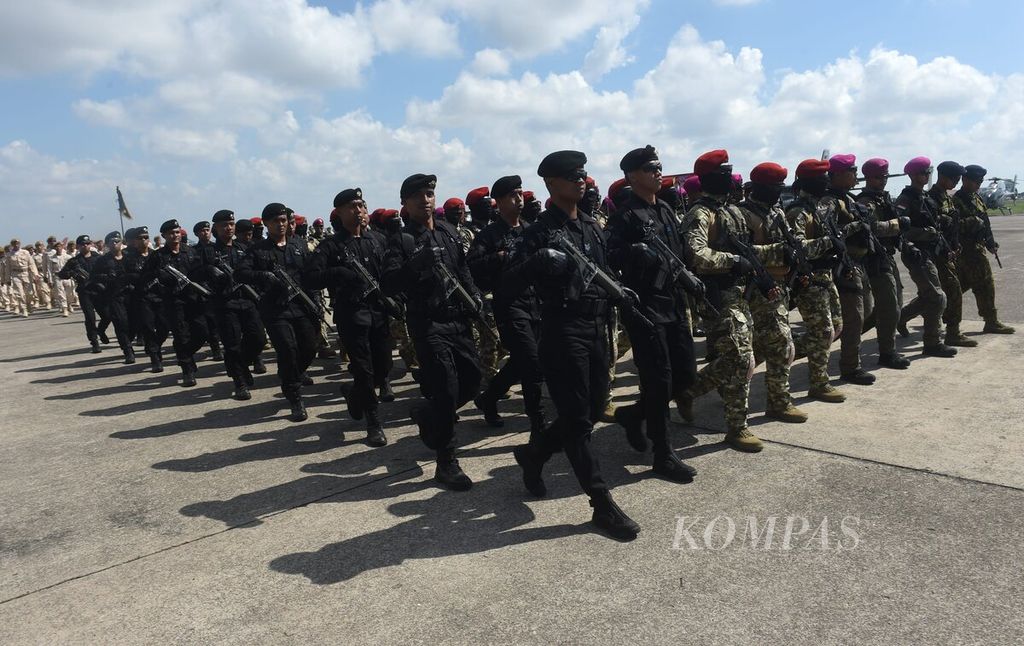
[
  {"left": 0, "top": 345, "right": 95, "bottom": 364},
  {"left": 267, "top": 464, "right": 595, "bottom": 585}
]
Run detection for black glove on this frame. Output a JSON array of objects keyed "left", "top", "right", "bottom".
[
  {"left": 629, "top": 242, "right": 659, "bottom": 268},
  {"left": 731, "top": 255, "right": 753, "bottom": 277},
  {"left": 471, "top": 294, "right": 484, "bottom": 314},
  {"left": 530, "top": 248, "right": 569, "bottom": 276},
  {"left": 619, "top": 285, "right": 641, "bottom": 307},
  {"left": 897, "top": 216, "right": 911, "bottom": 232},
  {"left": 830, "top": 235, "right": 846, "bottom": 256},
  {"left": 782, "top": 245, "right": 799, "bottom": 267},
  {"left": 410, "top": 246, "right": 439, "bottom": 272},
  {"left": 260, "top": 271, "right": 281, "bottom": 288}
]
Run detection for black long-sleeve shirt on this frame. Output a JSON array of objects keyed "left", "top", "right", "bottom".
[
  {"left": 308, "top": 228, "right": 389, "bottom": 327},
  {"left": 466, "top": 218, "right": 540, "bottom": 322}
]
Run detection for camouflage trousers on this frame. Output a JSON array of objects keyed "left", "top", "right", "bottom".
[
  {"left": 793, "top": 272, "right": 841, "bottom": 391},
  {"left": 957, "top": 248, "right": 997, "bottom": 322},
  {"left": 690, "top": 286, "right": 755, "bottom": 432},
  {"left": 901, "top": 257, "right": 946, "bottom": 347},
  {"left": 472, "top": 306, "right": 505, "bottom": 385},
  {"left": 864, "top": 254, "right": 901, "bottom": 356},
  {"left": 390, "top": 317, "right": 418, "bottom": 371},
  {"left": 34, "top": 276, "right": 51, "bottom": 309},
  {"left": 935, "top": 256, "right": 963, "bottom": 330},
  {"left": 750, "top": 285, "right": 795, "bottom": 411},
  {"left": 838, "top": 264, "right": 873, "bottom": 374}
]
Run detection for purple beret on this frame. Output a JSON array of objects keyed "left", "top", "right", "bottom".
[
  {"left": 682, "top": 175, "right": 702, "bottom": 194},
  {"left": 904, "top": 156, "right": 932, "bottom": 176},
  {"left": 829, "top": 153, "right": 857, "bottom": 173},
  {"left": 862, "top": 158, "right": 889, "bottom": 179}
]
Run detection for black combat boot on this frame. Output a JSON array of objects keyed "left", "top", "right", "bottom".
[
  {"left": 289, "top": 398, "right": 308, "bottom": 422},
  {"left": 435, "top": 452, "right": 472, "bottom": 491},
  {"left": 150, "top": 352, "right": 163, "bottom": 373},
  {"left": 590, "top": 492, "right": 640, "bottom": 541},
  {"left": 652, "top": 446, "right": 697, "bottom": 483},
  {"left": 365, "top": 410, "right": 387, "bottom": 447},
  {"left": 840, "top": 368, "right": 876, "bottom": 385},
  {"left": 923, "top": 343, "right": 957, "bottom": 358},
  {"left": 123, "top": 346, "right": 136, "bottom": 365},
  {"left": 474, "top": 393, "right": 503, "bottom": 428},
  {"left": 210, "top": 341, "right": 224, "bottom": 362},
  {"left": 378, "top": 380, "right": 395, "bottom": 403},
  {"left": 252, "top": 357, "right": 267, "bottom": 374},
  {"left": 91, "top": 339, "right": 102, "bottom": 354},
  {"left": 180, "top": 364, "right": 197, "bottom": 388},
  {"left": 233, "top": 377, "right": 251, "bottom": 401},
  {"left": 512, "top": 444, "right": 547, "bottom": 497},
  {"left": 878, "top": 352, "right": 910, "bottom": 369}
]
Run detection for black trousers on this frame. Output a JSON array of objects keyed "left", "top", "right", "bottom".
[
  {"left": 163, "top": 297, "right": 208, "bottom": 369},
  {"left": 204, "top": 301, "right": 221, "bottom": 351},
  {"left": 616, "top": 317, "right": 696, "bottom": 449},
  {"left": 106, "top": 294, "right": 133, "bottom": 355},
  {"left": 77, "top": 289, "right": 100, "bottom": 345},
  {"left": 484, "top": 317, "right": 544, "bottom": 420},
  {"left": 264, "top": 315, "right": 317, "bottom": 402},
  {"left": 411, "top": 329, "right": 481, "bottom": 453},
  {"left": 535, "top": 315, "right": 610, "bottom": 497},
  {"left": 131, "top": 297, "right": 168, "bottom": 359},
  {"left": 217, "top": 302, "right": 266, "bottom": 383},
  {"left": 339, "top": 316, "right": 392, "bottom": 414}
]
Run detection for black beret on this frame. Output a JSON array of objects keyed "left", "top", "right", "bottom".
[
  {"left": 333, "top": 187, "right": 363, "bottom": 208},
  {"left": 537, "top": 150, "right": 587, "bottom": 178},
  {"left": 104, "top": 231, "right": 122, "bottom": 245},
  {"left": 235, "top": 219, "right": 253, "bottom": 233},
  {"left": 160, "top": 219, "right": 181, "bottom": 233},
  {"left": 936, "top": 161, "right": 964, "bottom": 179},
  {"left": 963, "top": 164, "right": 987, "bottom": 182},
  {"left": 192, "top": 221, "right": 211, "bottom": 235},
  {"left": 76, "top": 235, "right": 91, "bottom": 246},
  {"left": 491, "top": 175, "right": 522, "bottom": 199},
  {"left": 261, "top": 203, "right": 289, "bottom": 219},
  {"left": 400, "top": 174, "right": 437, "bottom": 200},
  {"left": 126, "top": 226, "right": 148, "bottom": 240},
  {"left": 212, "top": 210, "right": 234, "bottom": 223},
  {"left": 619, "top": 145, "right": 659, "bottom": 172}
]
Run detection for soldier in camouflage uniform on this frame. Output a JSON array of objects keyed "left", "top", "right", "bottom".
[
  {"left": 785, "top": 159, "right": 846, "bottom": 403},
  {"left": 894, "top": 157, "right": 958, "bottom": 357},
  {"left": 679, "top": 150, "right": 787, "bottom": 452},
  {"left": 954, "top": 164, "right": 1015, "bottom": 335},
  {"left": 926, "top": 161, "right": 975, "bottom": 347},
  {"left": 821, "top": 154, "right": 878, "bottom": 384},
  {"left": 740, "top": 162, "right": 831, "bottom": 422},
  {"left": 856, "top": 158, "right": 912, "bottom": 369}
]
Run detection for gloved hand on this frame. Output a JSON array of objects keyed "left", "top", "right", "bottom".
[
  {"left": 897, "top": 216, "right": 911, "bottom": 232},
  {"left": 471, "top": 294, "right": 484, "bottom": 314},
  {"left": 830, "top": 235, "right": 847, "bottom": 256},
  {"left": 620, "top": 285, "right": 641, "bottom": 307},
  {"left": 260, "top": 271, "right": 281, "bottom": 288},
  {"left": 529, "top": 248, "right": 569, "bottom": 276},
  {"left": 782, "top": 245, "right": 800, "bottom": 267},
  {"left": 410, "top": 245, "right": 439, "bottom": 272},
  {"left": 730, "top": 255, "right": 753, "bottom": 277},
  {"left": 629, "top": 242, "right": 659, "bottom": 268}
]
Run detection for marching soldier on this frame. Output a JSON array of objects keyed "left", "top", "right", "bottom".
[
  {"left": 679, "top": 150, "right": 787, "bottom": 452},
  {"left": 507, "top": 150, "right": 641, "bottom": 540},
  {"left": 31, "top": 242, "right": 51, "bottom": 311},
  {"left": 58, "top": 235, "right": 103, "bottom": 353},
  {"left": 954, "top": 165, "right": 1016, "bottom": 335},
  {"left": 196, "top": 210, "right": 268, "bottom": 401},
  {"left": 46, "top": 239, "right": 75, "bottom": 317},
  {"left": 382, "top": 173, "right": 483, "bottom": 490},
  {"left": 309, "top": 188, "right": 393, "bottom": 446},
  {"left": 822, "top": 154, "right": 877, "bottom": 384},
  {"left": 856, "top": 158, "right": 912, "bottom": 369},
  {"left": 606, "top": 145, "right": 700, "bottom": 480},
  {"left": 143, "top": 219, "right": 209, "bottom": 386},
  {"left": 237, "top": 203, "right": 320, "bottom": 421},
  {"left": 5, "top": 238, "right": 38, "bottom": 317},
  {"left": 895, "top": 157, "right": 958, "bottom": 357},
  {"left": 89, "top": 231, "right": 135, "bottom": 364},
  {"left": 467, "top": 174, "right": 547, "bottom": 437},
  {"left": 785, "top": 159, "right": 846, "bottom": 402},
  {"left": 124, "top": 226, "right": 168, "bottom": 372},
  {"left": 926, "top": 162, "right": 975, "bottom": 348},
  {"left": 193, "top": 220, "right": 224, "bottom": 361}
]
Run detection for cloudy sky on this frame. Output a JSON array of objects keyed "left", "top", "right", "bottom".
[{"left": 1, "top": 0, "right": 1022, "bottom": 241}]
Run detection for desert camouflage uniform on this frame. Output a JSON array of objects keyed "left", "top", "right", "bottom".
[
  {"left": 32, "top": 251, "right": 51, "bottom": 309},
  {"left": 786, "top": 194, "right": 842, "bottom": 391}
]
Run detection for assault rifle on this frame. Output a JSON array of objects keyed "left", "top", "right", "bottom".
[
  {"left": 640, "top": 220, "right": 719, "bottom": 317},
  {"left": 162, "top": 264, "right": 212, "bottom": 298},
  {"left": 340, "top": 248, "right": 405, "bottom": 320},
  {"left": 976, "top": 209, "right": 1002, "bottom": 268},
  {"left": 549, "top": 229, "right": 656, "bottom": 332},
  {"left": 770, "top": 211, "right": 812, "bottom": 292},
  {"left": 271, "top": 266, "right": 326, "bottom": 323},
  {"left": 430, "top": 250, "right": 497, "bottom": 342},
  {"left": 212, "top": 258, "right": 261, "bottom": 302}
]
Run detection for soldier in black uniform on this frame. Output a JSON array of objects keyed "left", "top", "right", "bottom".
[
  {"left": 382, "top": 173, "right": 482, "bottom": 491},
  {"left": 143, "top": 219, "right": 209, "bottom": 386},
  {"left": 467, "top": 175, "right": 547, "bottom": 441},
  {"left": 193, "top": 220, "right": 224, "bottom": 362},
  {"left": 606, "top": 146, "right": 699, "bottom": 483},
  {"left": 236, "top": 203, "right": 318, "bottom": 421},
  {"left": 89, "top": 231, "right": 135, "bottom": 364},
  {"left": 505, "top": 150, "right": 641, "bottom": 541},
  {"left": 123, "top": 226, "right": 168, "bottom": 372},
  {"left": 308, "top": 188, "right": 392, "bottom": 447},
  {"left": 195, "top": 210, "right": 267, "bottom": 401},
  {"left": 58, "top": 234, "right": 102, "bottom": 353}
]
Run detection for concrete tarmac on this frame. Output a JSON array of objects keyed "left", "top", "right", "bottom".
[{"left": 0, "top": 222, "right": 1021, "bottom": 644}]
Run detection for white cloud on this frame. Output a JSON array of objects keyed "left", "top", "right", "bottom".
[
  {"left": 581, "top": 8, "right": 644, "bottom": 82},
  {"left": 469, "top": 49, "right": 510, "bottom": 76},
  {"left": 72, "top": 99, "right": 130, "bottom": 128},
  {"left": 141, "top": 127, "right": 237, "bottom": 161}
]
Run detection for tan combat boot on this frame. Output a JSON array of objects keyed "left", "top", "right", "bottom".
[
  {"left": 945, "top": 326, "right": 978, "bottom": 347},
  {"left": 600, "top": 400, "right": 617, "bottom": 423},
  {"left": 983, "top": 320, "right": 1015, "bottom": 334},
  {"left": 765, "top": 403, "right": 808, "bottom": 423},
  {"left": 808, "top": 384, "right": 847, "bottom": 403},
  {"left": 725, "top": 427, "right": 763, "bottom": 452}
]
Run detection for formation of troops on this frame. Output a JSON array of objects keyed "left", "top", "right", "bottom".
[{"left": 1, "top": 147, "right": 1013, "bottom": 541}]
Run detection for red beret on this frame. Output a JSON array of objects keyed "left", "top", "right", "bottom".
[
  {"left": 523, "top": 190, "right": 535, "bottom": 201},
  {"left": 795, "top": 159, "right": 830, "bottom": 179},
  {"left": 313, "top": 218, "right": 324, "bottom": 227},
  {"left": 585, "top": 176, "right": 597, "bottom": 188},
  {"left": 250, "top": 217, "right": 263, "bottom": 225},
  {"left": 750, "top": 162, "right": 788, "bottom": 185},
  {"left": 330, "top": 208, "right": 341, "bottom": 224},
  {"left": 294, "top": 215, "right": 306, "bottom": 225},
  {"left": 443, "top": 197, "right": 465, "bottom": 211},
  {"left": 608, "top": 177, "right": 629, "bottom": 202},
  {"left": 828, "top": 153, "right": 856, "bottom": 173},
  {"left": 465, "top": 187, "right": 489, "bottom": 207},
  {"left": 660, "top": 177, "right": 676, "bottom": 190},
  {"left": 693, "top": 149, "right": 730, "bottom": 176}
]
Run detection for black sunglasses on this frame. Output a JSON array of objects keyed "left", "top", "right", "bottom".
[
  {"left": 641, "top": 162, "right": 663, "bottom": 173},
  {"left": 562, "top": 168, "right": 588, "bottom": 182}
]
